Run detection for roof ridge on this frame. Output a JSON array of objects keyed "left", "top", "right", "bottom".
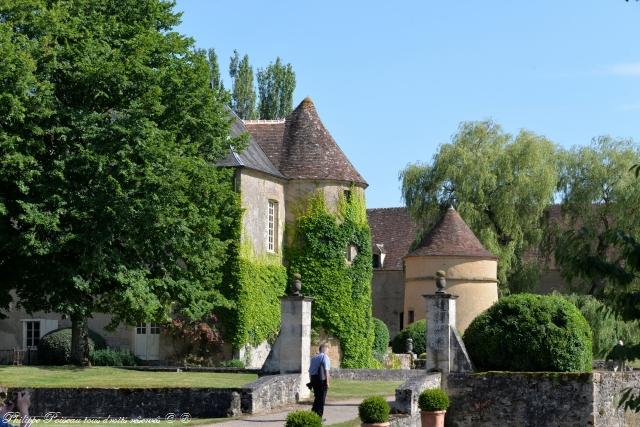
[
  {"left": 367, "top": 206, "right": 407, "bottom": 211},
  {"left": 242, "top": 119, "right": 286, "bottom": 124}
]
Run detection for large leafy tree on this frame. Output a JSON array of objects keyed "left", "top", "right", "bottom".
[
  {"left": 257, "top": 57, "right": 296, "bottom": 120},
  {"left": 229, "top": 50, "right": 256, "bottom": 119},
  {"left": 400, "top": 120, "right": 558, "bottom": 290},
  {"left": 554, "top": 137, "right": 640, "bottom": 295},
  {"left": 0, "top": 0, "right": 242, "bottom": 365}
]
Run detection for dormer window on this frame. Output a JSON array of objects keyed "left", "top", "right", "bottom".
[
  {"left": 345, "top": 245, "right": 357, "bottom": 264},
  {"left": 372, "top": 243, "right": 386, "bottom": 269}
]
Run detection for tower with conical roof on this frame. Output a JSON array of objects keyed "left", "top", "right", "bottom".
[
  {"left": 402, "top": 207, "right": 498, "bottom": 332},
  {"left": 245, "top": 97, "right": 367, "bottom": 230}
]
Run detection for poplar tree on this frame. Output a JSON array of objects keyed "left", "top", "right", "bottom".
[
  {"left": 257, "top": 57, "right": 296, "bottom": 120},
  {"left": 229, "top": 50, "right": 256, "bottom": 119},
  {"left": 0, "top": 0, "right": 242, "bottom": 365},
  {"left": 206, "top": 48, "right": 227, "bottom": 101}
]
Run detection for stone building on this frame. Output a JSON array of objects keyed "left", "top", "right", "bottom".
[
  {"left": 369, "top": 205, "right": 573, "bottom": 338},
  {"left": 0, "top": 97, "right": 367, "bottom": 363}
]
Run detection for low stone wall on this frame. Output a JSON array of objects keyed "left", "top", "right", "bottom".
[
  {"left": 26, "top": 387, "right": 243, "bottom": 419},
  {"left": 331, "top": 368, "right": 424, "bottom": 382},
  {"left": 594, "top": 371, "right": 640, "bottom": 427},
  {"left": 394, "top": 373, "right": 441, "bottom": 415},
  {"left": 240, "top": 374, "right": 301, "bottom": 414},
  {"left": 446, "top": 371, "right": 640, "bottom": 427},
  {"left": 11, "top": 374, "right": 302, "bottom": 419}
]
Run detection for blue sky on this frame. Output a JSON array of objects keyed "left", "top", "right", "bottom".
[{"left": 175, "top": 0, "right": 640, "bottom": 208}]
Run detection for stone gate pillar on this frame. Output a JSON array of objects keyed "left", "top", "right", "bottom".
[{"left": 424, "top": 293, "right": 474, "bottom": 373}]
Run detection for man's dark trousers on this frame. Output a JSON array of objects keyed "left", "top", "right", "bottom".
[{"left": 310, "top": 374, "right": 328, "bottom": 417}]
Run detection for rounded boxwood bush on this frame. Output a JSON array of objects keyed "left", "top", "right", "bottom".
[
  {"left": 39, "top": 328, "right": 103, "bottom": 365},
  {"left": 463, "top": 294, "right": 593, "bottom": 372},
  {"left": 358, "top": 396, "right": 390, "bottom": 423},
  {"left": 391, "top": 319, "right": 426, "bottom": 354},
  {"left": 285, "top": 410, "right": 322, "bottom": 427},
  {"left": 372, "top": 318, "right": 390, "bottom": 357},
  {"left": 418, "top": 388, "right": 449, "bottom": 412}
]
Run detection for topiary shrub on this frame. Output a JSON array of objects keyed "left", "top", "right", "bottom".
[
  {"left": 90, "top": 349, "right": 137, "bottom": 366},
  {"left": 463, "top": 294, "right": 593, "bottom": 372},
  {"left": 38, "top": 328, "right": 99, "bottom": 365},
  {"left": 391, "top": 319, "right": 426, "bottom": 354},
  {"left": 358, "top": 396, "right": 390, "bottom": 423},
  {"left": 284, "top": 410, "right": 322, "bottom": 427},
  {"left": 372, "top": 318, "right": 390, "bottom": 358},
  {"left": 418, "top": 388, "right": 449, "bottom": 412}
]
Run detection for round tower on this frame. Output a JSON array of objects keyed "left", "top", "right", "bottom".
[{"left": 402, "top": 207, "right": 498, "bottom": 332}]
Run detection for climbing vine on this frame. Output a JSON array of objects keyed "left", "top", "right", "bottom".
[
  {"left": 219, "top": 218, "right": 287, "bottom": 349},
  {"left": 287, "top": 189, "right": 375, "bottom": 367}
]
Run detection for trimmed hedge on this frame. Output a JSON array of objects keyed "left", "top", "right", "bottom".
[
  {"left": 90, "top": 349, "right": 137, "bottom": 366},
  {"left": 39, "top": 328, "right": 104, "bottom": 365},
  {"left": 358, "top": 396, "right": 390, "bottom": 423},
  {"left": 372, "top": 318, "right": 390, "bottom": 358},
  {"left": 391, "top": 319, "right": 426, "bottom": 355},
  {"left": 418, "top": 388, "right": 449, "bottom": 412},
  {"left": 285, "top": 410, "right": 322, "bottom": 427},
  {"left": 463, "top": 294, "right": 593, "bottom": 372}
]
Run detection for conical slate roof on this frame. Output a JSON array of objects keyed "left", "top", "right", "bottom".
[
  {"left": 217, "top": 109, "right": 285, "bottom": 179},
  {"left": 406, "top": 207, "right": 496, "bottom": 259},
  {"left": 244, "top": 97, "right": 367, "bottom": 186}
]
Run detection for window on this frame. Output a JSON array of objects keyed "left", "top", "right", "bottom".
[
  {"left": 149, "top": 323, "right": 160, "bottom": 334},
  {"left": 136, "top": 323, "right": 146, "bottom": 334},
  {"left": 408, "top": 310, "right": 415, "bottom": 324},
  {"left": 399, "top": 312, "right": 404, "bottom": 331},
  {"left": 22, "top": 319, "right": 57, "bottom": 348},
  {"left": 343, "top": 190, "right": 352, "bottom": 202},
  {"left": 373, "top": 254, "right": 381, "bottom": 268},
  {"left": 25, "top": 321, "right": 40, "bottom": 348},
  {"left": 267, "top": 200, "right": 278, "bottom": 252}
]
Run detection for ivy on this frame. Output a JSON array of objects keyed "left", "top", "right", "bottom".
[
  {"left": 220, "top": 217, "right": 287, "bottom": 348},
  {"left": 287, "top": 190, "right": 375, "bottom": 367}
]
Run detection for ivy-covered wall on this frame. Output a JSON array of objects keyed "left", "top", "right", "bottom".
[
  {"left": 287, "top": 190, "right": 375, "bottom": 368},
  {"left": 220, "top": 223, "right": 287, "bottom": 349}
]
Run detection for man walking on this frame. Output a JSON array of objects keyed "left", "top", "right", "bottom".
[{"left": 308, "top": 343, "right": 331, "bottom": 417}]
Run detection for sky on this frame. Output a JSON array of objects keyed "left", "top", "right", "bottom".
[{"left": 175, "top": 0, "right": 640, "bottom": 209}]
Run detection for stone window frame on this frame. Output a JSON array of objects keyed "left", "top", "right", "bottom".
[{"left": 267, "top": 199, "right": 278, "bottom": 253}]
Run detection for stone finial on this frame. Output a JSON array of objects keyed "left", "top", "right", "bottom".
[
  {"left": 435, "top": 270, "right": 447, "bottom": 294},
  {"left": 290, "top": 273, "right": 302, "bottom": 296},
  {"left": 406, "top": 337, "right": 414, "bottom": 354}
]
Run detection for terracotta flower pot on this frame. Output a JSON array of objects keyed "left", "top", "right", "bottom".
[
  {"left": 420, "top": 410, "right": 446, "bottom": 427},
  {"left": 361, "top": 423, "right": 390, "bottom": 427}
]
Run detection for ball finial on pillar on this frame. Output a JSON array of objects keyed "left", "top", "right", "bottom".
[
  {"left": 435, "top": 270, "right": 447, "bottom": 294},
  {"left": 290, "top": 272, "right": 302, "bottom": 296}
]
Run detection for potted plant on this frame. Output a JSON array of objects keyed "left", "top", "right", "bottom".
[
  {"left": 358, "top": 396, "right": 390, "bottom": 427},
  {"left": 418, "top": 388, "right": 449, "bottom": 427}
]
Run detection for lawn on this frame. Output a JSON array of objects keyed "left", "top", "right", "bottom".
[
  {"left": 328, "top": 379, "right": 402, "bottom": 400},
  {"left": 0, "top": 366, "right": 257, "bottom": 388}
]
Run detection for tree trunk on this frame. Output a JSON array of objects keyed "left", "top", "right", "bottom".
[{"left": 71, "top": 315, "right": 91, "bottom": 366}]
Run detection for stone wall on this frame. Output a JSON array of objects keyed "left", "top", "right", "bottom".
[
  {"left": 594, "top": 371, "right": 640, "bottom": 427},
  {"left": 371, "top": 270, "right": 405, "bottom": 338},
  {"left": 8, "top": 374, "right": 302, "bottom": 419},
  {"left": 331, "top": 368, "right": 424, "bottom": 382},
  {"left": 446, "top": 372, "right": 640, "bottom": 427},
  {"left": 394, "top": 373, "right": 442, "bottom": 415}
]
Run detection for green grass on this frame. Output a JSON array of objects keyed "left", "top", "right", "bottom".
[
  {"left": 0, "top": 366, "right": 257, "bottom": 388},
  {"left": 328, "top": 379, "right": 402, "bottom": 400}
]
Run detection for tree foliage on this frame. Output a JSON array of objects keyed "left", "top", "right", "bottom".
[
  {"left": 400, "top": 120, "right": 558, "bottom": 289},
  {"left": 0, "top": 0, "right": 242, "bottom": 365},
  {"left": 205, "top": 48, "right": 228, "bottom": 103},
  {"left": 229, "top": 50, "right": 256, "bottom": 119},
  {"left": 554, "top": 137, "right": 640, "bottom": 295},
  {"left": 257, "top": 57, "right": 296, "bottom": 120},
  {"left": 287, "top": 191, "right": 375, "bottom": 368}
]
